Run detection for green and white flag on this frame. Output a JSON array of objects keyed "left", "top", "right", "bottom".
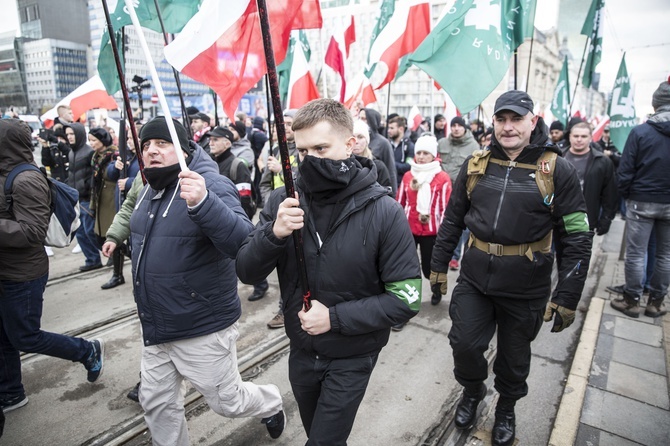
[
  {"left": 97, "top": 0, "right": 202, "bottom": 95},
  {"left": 502, "top": 0, "right": 537, "bottom": 52},
  {"left": 608, "top": 55, "right": 636, "bottom": 150},
  {"left": 278, "top": 30, "right": 311, "bottom": 106},
  {"left": 550, "top": 56, "right": 571, "bottom": 126},
  {"left": 581, "top": 0, "right": 604, "bottom": 88},
  {"left": 364, "top": 0, "right": 395, "bottom": 79},
  {"left": 409, "top": 0, "right": 521, "bottom": 114}
]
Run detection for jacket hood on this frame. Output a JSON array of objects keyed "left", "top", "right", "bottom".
[
  {"left": 648, "top": 109, "right": 670, "bottom": 136},
  {"left": 490, "top": 116, "right": 559, "bottom": 162},
  {"left": 64, "top": 122, "right": 88, "bottom": 151},
  {"left": 187, "top": 140, "right": 218, "bottom": 175},
  {"left": 449, "top": 129, "right": 477, "bottom": 146},
  {"left": 0, "top": 119, "right": 35, "bottom": 172},
  {"left": 362, "top": 108, "right": 383, "bottom": 134},
  {"left": 253, "top": 116, "right": 265, "bottom": 130}
]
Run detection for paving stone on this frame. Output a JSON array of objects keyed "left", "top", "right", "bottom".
[
  {"left": 590, "top": 333, "right": 613, "bottom": 389},
  {"left": 611, "top": 336, "right": 667, "bottom": 376},
  {"left": 613, "top": 318, "right": 663, "bottom": 347},
  {"left": 607, "top": 361, "right": 669, "bottom": 409},
  {"left": 575, "top": 423, "right": 642, "bottom": 446},
  {"left": 581, "top": 387, "right": 670, "bottom": 445}
]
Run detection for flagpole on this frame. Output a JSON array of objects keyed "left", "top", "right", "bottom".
[
  {"left": 320, "top": 28, "right": 328, "bottom": 99},
  {"left": 525, "top": 33, "right": 535, "bottom": 93},
  {"left": 123, "top": 0, "right": 188, "bottom": 171},
  {"left": 514, "top": 50, "right": 518, "bottom": 90},
  {"left": 569, "top": 39, "right": 589, "bottom": 119},
  {"left": 265, "top": 74, "right": 273, "bottom": 152},
  {"left": 212, "top": 90, "right": 219, "bottom": 126},
  {"left": 385, "top": 83, "right": 391, "bottom": 137},
  {"left": 101, "top": 0, "right": 145, "bottom": 183},
  {"left": 256, "top": 0, "right": 312, "bottom": 311},
  {"left": 151, "top": 0, "right": 191, "bottom": 136}
]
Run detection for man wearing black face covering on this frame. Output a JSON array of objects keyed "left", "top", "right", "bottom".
[
  {"left": 236, "top": 99, "right": 422, "bottom": 445},
  {"left": 128, "top": 117, "right": 285, "bottom": 445}
]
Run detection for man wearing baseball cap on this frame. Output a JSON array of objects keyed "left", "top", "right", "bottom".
[{"left": 430, "top": 91, "right": 592, "bottom": 445}]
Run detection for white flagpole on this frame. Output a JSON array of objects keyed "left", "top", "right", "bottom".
[
  {"left": 319, "top": 28, "right": 328, "bottom": 99},
  {"left": 124, "top": 0, "right": 188, "bottom": 171}
]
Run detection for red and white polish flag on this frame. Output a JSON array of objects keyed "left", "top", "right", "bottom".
[
  {"left": 324, "top": 15, "right": 355, "bottom": 103},
  {"left": 40, "top": 75, "right": 118, "bottom": 128}
]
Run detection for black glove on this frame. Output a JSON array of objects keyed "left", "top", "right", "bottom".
[
  {"left": 543, "top": 302, "right": 576, "bottom": 333},
  {"left": 596, "top": 219, "right": 611, "bottom": 236},
  {"left": 430, "top": 271, "right": 448, "bottom": 295}
]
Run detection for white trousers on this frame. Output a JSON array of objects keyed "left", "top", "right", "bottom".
[{"left": 139, "top": 323, "right": 283, "bottom": 446}]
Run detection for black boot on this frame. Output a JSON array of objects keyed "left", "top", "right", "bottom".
[
  {"left": 248, "top": 279, "right": 269, "bottom": 301},
  {"left": 101, "top": 251, "right": 125, "bottom": 290},
  {"left": 645, "top": 293, "right": 667, "bottom": 318},
  {"left": 454, "top": 383, "right": 486, "bottom": 430},
  {"left": 492, "top": 398, "right": 516, "bottom": 446}
]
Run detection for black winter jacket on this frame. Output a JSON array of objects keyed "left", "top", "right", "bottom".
[
  {"left": 431, "top": 119, "right": 593, "bottom": 310},
  {"left": 64, "top": 123, "right": 94, "bottom": 201},
  {"left": 362, "top": 108, "right": 398, "bottom": 194},
  {"left": 236, "top": 156, "right": 421, "bottom": 358},
  {"left": 213, "top": 149, "right": 255, "bottom": 219},
  {"left": 618, "top": 108, "right": 670, "bottom": 203},
  {"left": 563, "top": 147, "right": 617, "bottom": 233},
  {"left": 130, "top": 143, "right": 253, "bottom": 345}
]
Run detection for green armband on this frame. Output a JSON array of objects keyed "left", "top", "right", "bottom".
[
  {"left": 386, "top": 278, "right": 422, "bottom": 312},
  {"left": 562, "top": 211, "right": 590, "bottom": 234}
]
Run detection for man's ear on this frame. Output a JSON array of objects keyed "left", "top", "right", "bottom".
[
  {"left": 530, "top": 114, "right": 539, "bottom": 131},
  {"left": 345, "top": 135, "right": 356, "bottom": 156}
]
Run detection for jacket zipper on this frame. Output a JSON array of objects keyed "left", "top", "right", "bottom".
[{"left": 484, "top": 165, "right": 513, "bottom": 292}]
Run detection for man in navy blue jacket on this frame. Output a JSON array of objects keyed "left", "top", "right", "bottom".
[
  {"left": 613, "top": 78, "right": 670, "bottom": 318},
  {"left": 129, "top": 117, "right": 284, "bottom": 445}
]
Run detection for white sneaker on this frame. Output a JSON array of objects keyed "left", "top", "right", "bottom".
[
  {"left": 72, "top": 244, "right": 82, "bottom": 254},
  {"left": 45, "top": 246, "right": 54, "bottom": 257}
]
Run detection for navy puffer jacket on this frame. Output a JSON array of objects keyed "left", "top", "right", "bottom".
[{"left": 130, "top": 143, "right": 253, "bottom": 345}]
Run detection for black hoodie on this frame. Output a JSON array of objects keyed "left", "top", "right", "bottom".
[
  {"left": 362, "top": 108, "right": 397, "bottom": 194},
  {"left": 432, "top": 117, "right": 593, "bottom": 310},
  {"left": 64, "top": 122, "right": 94, "bottom": 201}
]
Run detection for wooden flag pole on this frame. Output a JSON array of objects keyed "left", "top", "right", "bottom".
[
  {"left": 256, "top": 0, "right": 312, "bottom": 311},
  {"left": 569, "top": 39, "right": 589, "bottom": 120}
]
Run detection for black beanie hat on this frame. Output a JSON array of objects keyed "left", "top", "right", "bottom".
[
  {"left": 89, "top": 127, "right": 113, "bottom": 147},
  {"left": 140, "top": 116, "right": 190, "bottom": 153},
  {"left": 230, "top": 120, "right": 247, "bottom": 138},
  {"left": 652, "top": 77, "right": 670, "bottom": 110},
  {"left": 550, "top": 120, "right": 564, "bottom": 131},
  {"left": 450, "top": 116, "right": 466, "bottom": 128}
]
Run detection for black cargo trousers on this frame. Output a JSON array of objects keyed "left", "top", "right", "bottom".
[{"left": 448, "top": 280, "right": 547, "bottom": 400}]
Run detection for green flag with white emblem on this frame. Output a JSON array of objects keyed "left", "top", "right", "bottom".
[
  {"left": 409, "top": 0, "right": 516, "bottom": 114},
  {"left": 97, "top": 0, "right": 202, "bottom": 95},
  {"left": 550, "top": 56, "right": 571, "bottom": 126},
  {"left": 608, "top": 55, "right": 636, "bottom": 150},
  {"left": 364, "top": 0, "right": 395, "bottom": 79},
  {"left": 581, "top": 0, "right": 604, "bottom": 88}
]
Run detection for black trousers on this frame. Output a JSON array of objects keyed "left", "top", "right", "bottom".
[
  {"left": 288, "top": 348, "right": 378, "bottom": 446},
  {"left": 448, "top": 280, "right": 547, "bottom": 400},
  {"left": 414, "top": 234, "right": 436, "bottom": 280}
]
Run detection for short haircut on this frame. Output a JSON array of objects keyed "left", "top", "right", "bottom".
[
  {"left": 292, "top": 99, "right": 353, "bottom": 137},
  {"left": 389, "top": 116, "right": 407, "bottom": 129},
  {"left": 57, "top": 105, "right": 71, "bottom": 114},
  {"left": 571, "top": 122, "right": 592, "bottom": 135}
]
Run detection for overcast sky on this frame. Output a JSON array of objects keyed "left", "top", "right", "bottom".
[{"left": 2, "top": 0, "right": 668, "bottom": 116}]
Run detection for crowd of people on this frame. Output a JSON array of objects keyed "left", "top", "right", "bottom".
[{"left": 1, "top": 78, "right": 669, "bottom": 445}]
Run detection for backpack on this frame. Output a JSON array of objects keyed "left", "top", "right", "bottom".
[
  {"left": 466, "top": 149, "right": 558, "bottom": 210},
  {"left": 4, "top": 164, "right": 81, "bottom": 248},
  {"left": 229, "top": 157, "right": 258, "bottom": 219}
]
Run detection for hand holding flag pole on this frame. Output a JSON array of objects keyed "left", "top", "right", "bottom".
[
  {"left": 256, "top": 0, "right": 312, "bottom": 311},
  {"left": 123, "top": 0, "right": 188, "bottom": 172}
]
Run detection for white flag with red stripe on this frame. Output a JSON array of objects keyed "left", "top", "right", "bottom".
[
  {"left": 366, "top": 0, "right": 430, "bottom": 90},
  {"left": 164, "top": 0, "right": 321, "bottom": 122},
  {"left": 344, "top": 72, "right": 377, "bottom": 109},
  {"left": 40, "top": 75, "right": 118, "bottom": 128},
  {"left": 324, "top": 15, "right": 355, "bottom": 103},
  {"left": 287, "top": 32, "right": 320, "bottom": 109},
  {"left": 408, "top": 105, "right": 422, "bottom": 132}
]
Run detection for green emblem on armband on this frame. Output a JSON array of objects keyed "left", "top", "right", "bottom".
[{"left": 386, "top": 278, "right": 422, "bottom": 312}]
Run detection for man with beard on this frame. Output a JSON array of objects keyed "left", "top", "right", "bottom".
[
  {"left": 387, "top": 116, "right": 414, "bottom": 187},
  {"left": 236, "top": 99, "right": 421, "bottom": 445},
  {"left": 430, "top": 91, "right": 592, "bottom": 446},
  {"left": 123, "top": 117, "right": 284, "bottom": 445}
]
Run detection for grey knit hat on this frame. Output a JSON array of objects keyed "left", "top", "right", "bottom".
[{"left": 652, "top": 77, "right": 670, "bottom": 110}]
